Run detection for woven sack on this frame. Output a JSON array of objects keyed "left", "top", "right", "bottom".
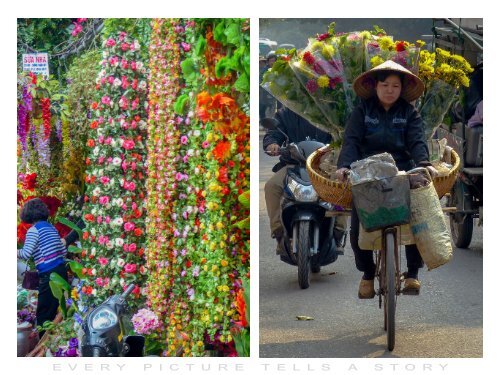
[{"left": 409, "top": 181, "right": 453, "bottom": 270}]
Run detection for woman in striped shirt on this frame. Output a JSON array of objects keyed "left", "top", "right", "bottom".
[{"left": 18, "top": 198, "right": 68, "bottom": 335}]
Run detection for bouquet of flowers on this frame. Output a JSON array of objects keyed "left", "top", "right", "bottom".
[
  {"left": 417, "top": 47, "right": 474, "bottom": 138},
  {"left": 365, "top": 36, "right": 421, "bottom": 74},
  {"left": 289, "top": 36, "right": 351, "bottom": 140},
  {"left": 261, "top": 50, "right": 326, "bottom": 131}
]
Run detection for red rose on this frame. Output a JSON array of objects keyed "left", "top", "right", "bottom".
[
  {"left": 302, "top": 51, "right": 315, "bottom": 65},
  {"left": 395, "top": 41, "right": 406, "bottom": 52},
  {"left": 124, "top": 264, "right": 137, "bottom": 273}
]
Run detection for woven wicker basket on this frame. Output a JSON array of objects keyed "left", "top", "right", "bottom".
[
  {"left": 306, "top": 147, "right": 461, "bottom": 207},
  {"left": 306, "top": 146, "right": 352, "bottom": 208},
  {"left": 433, "top": 149, "right": 460, "bottom": 198}
]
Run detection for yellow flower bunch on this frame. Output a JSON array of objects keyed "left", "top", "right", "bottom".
[
  {"left": 433, "top": 48, "right": 474, "bottom": 88},
  {"left": 370, "top": 55, "right": 385, "bottom": 67},
  {"left": 378, "top": 36, "right": 394, "bottom": 51}
]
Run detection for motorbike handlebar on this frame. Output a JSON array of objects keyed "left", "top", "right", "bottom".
[{"left": 121, "top": 284, "right": 135, "bottom": 299}]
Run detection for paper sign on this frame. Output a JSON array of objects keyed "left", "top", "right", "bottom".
[{"left": 22, "top": 53, "right": 50, "bottom": 77}]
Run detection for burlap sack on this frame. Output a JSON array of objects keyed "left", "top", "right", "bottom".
[{"left": 409, "top": 182, "right": 453, "bottom": 270}]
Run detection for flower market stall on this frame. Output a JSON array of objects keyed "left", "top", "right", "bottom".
[{"left": 17, "top": 18, "right": 249, "bottom": 357}]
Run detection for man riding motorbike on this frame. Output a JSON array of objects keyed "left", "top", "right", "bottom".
[{"left": 263, "top": 106, "right": 347, "bottom": 254}]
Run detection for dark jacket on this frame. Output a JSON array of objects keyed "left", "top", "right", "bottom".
[
  {"left": 263, "top": 108, "right": 332, "bottom": 171},
  {"left": 337, "top": 97, "right": 430, "bottom": 171}
]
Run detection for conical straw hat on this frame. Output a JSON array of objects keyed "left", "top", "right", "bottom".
[{"left": 353, "top": 60, "right": 424, "bottom": 102}]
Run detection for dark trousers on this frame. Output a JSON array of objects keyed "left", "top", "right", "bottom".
[
  {"left": 36, "top": 262, "right": 68, "bottom": 337},
  {"left": 350, "top": 205, "right": 423, "bottom": 279}
]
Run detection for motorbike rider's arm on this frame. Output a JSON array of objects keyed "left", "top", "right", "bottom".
[
  {"left": 405, "top": 107, "right": 438, "bottom": 178},
  {"left": 262, "top": 113, "right": 288, "bottom": 156},
  {"left": 336, "top": 106, "right": 365, "bottom": 181}
]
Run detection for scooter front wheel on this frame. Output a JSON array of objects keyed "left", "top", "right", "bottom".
[{"left": 297, "top": 221, "right": 312, "bottom": 289}]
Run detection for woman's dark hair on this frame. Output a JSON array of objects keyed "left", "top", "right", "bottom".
[
  {"left": 20, "top": 198, "right": 50, "bottom": 224},
  {"left": 374, "top": 71, "right": 405, "bottom": 85}
]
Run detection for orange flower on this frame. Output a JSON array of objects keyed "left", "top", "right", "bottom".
[{"left": 213, "top": 141, "right": 231, "bottom": 163}]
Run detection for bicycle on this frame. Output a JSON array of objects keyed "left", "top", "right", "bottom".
[{"left": 350, "top": 172, "right": 413, "bottom": 352}]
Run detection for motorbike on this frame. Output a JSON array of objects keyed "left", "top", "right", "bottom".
[
  {"left": 262, "top": 118, "right": 345, "bottom": 289},
  {"left": 81, "top": 284, "right": 145, "bottom": 357}
]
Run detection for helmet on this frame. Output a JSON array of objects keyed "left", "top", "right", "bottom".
[{"left": 266, "top": 51, "right": 277, "bottom": 61}]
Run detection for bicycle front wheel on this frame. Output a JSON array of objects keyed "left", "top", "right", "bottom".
[{"left": 384, "top": 231, "right": 397, "bottom": 351}]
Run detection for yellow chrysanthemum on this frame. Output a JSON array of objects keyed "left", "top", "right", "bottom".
[
  {"left": 317, "top": 75, "right": 330, "bottom": 88},
  {"left": 378, "top": 36, "right": 394, "bottom": 51},
  {"left": 370, "top": 55, "right": 385, "bottom": 67},
  {"left": 311, "top": 41, "right": 323, "bottom": 52},
  {"left": 322, "top": 44, "right": 335, "bottom": 59}
]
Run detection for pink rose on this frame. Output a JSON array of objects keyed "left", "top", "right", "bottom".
[
  {"left": 101, "top": 96, "right": 111, "bottom": 105},
  {"left": 107, "top": 76, "right": 114, "bottom": 84},
  {"left": 131, "top": 61, "right": 137, "bottom": 70},
  {"left": 106, "top": 38, "right": 116, "bottom": 47},
  {"left": 202, "top": 141, "right": 210, "bottom": 149},
  {"left": 99, "top": 196, "right": 110, "bottom": 205},
  {"left": 124, "top": 222, "right": 135, "bottom": 232},
  {"left": 120, "top": 59, "right": 129, "bottom": 69},
  {"left": 124, "top": 264, "right": 137, "bottom": 273},
  {"left": 121, "top": 43, "right": 130, "bottom": 51},
  {"left": 124, "top": 181, "right": 136, "bottom": 191},
  {"left": 100, "top": 176, "right": 110, "bottom": 184},
  {"left": 180, "top": 136, "right": 188, "bottom": 145},
  {"left": 121, "top": 76, "right": 129, "bottom": 89},
  {"left": 122, "top": 139, "right": 135, "bottom": 150},
  {"left": 96, "top": 277, "right": 104, "bottom": 287},
  {"left": 128, "top": 243, "right": 137, "bottom": 252}
]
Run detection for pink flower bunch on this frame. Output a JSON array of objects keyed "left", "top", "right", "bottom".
[{"left": 132, "top": 308, "right": 161, "bottom": 335}]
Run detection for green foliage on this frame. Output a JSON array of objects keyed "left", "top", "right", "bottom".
[{"left": 17, "top": 18, "right": 74, "bottom": 77}]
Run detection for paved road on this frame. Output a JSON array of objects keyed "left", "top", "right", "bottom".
[{"left": 259, "top": 133, "right": 483, "bottom": 358}]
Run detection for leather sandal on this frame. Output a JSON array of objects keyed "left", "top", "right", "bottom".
[
  {"left": 358, "top": 278, "right": 376, "bottom": 299},
  {"left": 402, "top": 278, "right": 421, "bottom": 295}
]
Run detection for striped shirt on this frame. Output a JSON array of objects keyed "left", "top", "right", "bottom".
[{"left": 18, "top": 221, "right": 67, "bottom": 273}]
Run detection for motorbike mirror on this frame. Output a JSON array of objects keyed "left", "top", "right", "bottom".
[
  {"left": 260, "top": 118, "right": 280, "bottom": 130},
  {"left": 121, "top": 284, "right": 135, "bottom": 299}
]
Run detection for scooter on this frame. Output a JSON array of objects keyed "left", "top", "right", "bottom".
[
  {"left": 81, "top": 284, "right": 145, "bottom": 356},
  {"left": 262, "top": 118, "right": 345, "bottom": 289}
]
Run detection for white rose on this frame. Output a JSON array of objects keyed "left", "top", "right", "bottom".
[
  {"left": 92, "top": 289, "right": 97, "bottom": 296},
  {"left": 138, "top": 81, "right": 147, "bottom": 90},
  {"left": 194, "top": 167, "right": 200, "bottom": 175},
  {"left": 106, "top": 242, "right": 114, "bottom": 250},
  {"left": 112, "top": 157, "right": 122, "bottom": 166},
  {"left": 92, "top": 187, "right": 101, "bottom": 197},
  {"left": 187, "top": 149, "right": 194, "bottom": 156},
  {"left": 103, "top": 51, "right": 109, "bottom": 58},
  {"left": 114, "top": 198, "right": 124, "bottom": 207},
  {"left": 138, "top": 120, "right": 147, "bottom": 130},
  {"left": 119, "top": 277, "right": 125, "bottom": 286},
  {"left": 117, "top": 259, "right": 125, "bottom": 268},
  {"left": 134, "top": 40, "right": 140, "bottom": 50},
  {"left": 91, "top": 247, "right": 96, "bottom": 256},
  {"left": 193, "top": 130, "right": 201, "bottom": 137},
  {"left": 115, "top": 238, "right": 124, "bottom": 247},
  {"left": 93, "top": 147, "right": 100, "bottom": 156},
  {"left": 113, "top": 78, "right": 122, "bottom": 87},
  {"left": 110, "top": 139, "right": 117, "bottom": 147},
  {"left": 114, "top": 217, "right": 124, "bottom": 226}
]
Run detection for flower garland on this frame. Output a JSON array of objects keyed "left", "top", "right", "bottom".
[
  {"left": 79, "top": 31, "right": 149, "bottom": 308},
  {"left": 144, "top": 18, "right": 250, "bottom": 357}
]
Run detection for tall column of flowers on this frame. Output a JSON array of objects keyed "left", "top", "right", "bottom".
[
  {"left": 79, "top": 32, "right": 149, "bottom": 308},
  {"left": 191, "top": 19, "right": 250, "bottom": 355},
  {"left": 145, "top": 18, "right": 190, "bottom": 355}
]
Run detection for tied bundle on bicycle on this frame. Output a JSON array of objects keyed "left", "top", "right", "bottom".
[
  {"left": 349, "top": 153, "right": 453, "bottom": 351},
  {"left": 262, "top": 23, "right": 472, "bottom": 206}
]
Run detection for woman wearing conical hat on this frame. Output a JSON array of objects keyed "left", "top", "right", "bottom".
[{"left": 335, "top": 60, "right": 438, "bottom": 299}]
